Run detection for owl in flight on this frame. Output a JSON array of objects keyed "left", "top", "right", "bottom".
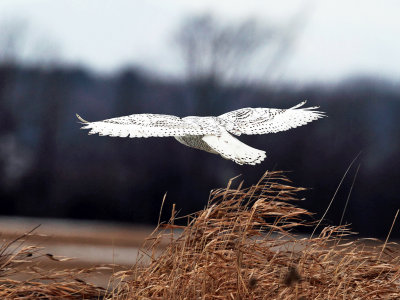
[{"left": 77, "top": 101, "right": 324, "bottom": 165}]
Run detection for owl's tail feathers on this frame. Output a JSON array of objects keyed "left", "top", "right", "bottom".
[
  {"left": 76, "top": 114, "right": 89, "bottom": 124},
  {"left": 202, "top": 132, "right": 266, "bottom": 165}
]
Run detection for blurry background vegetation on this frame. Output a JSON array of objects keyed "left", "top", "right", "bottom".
[{"left": 0, "top": 1, "right": 399, "bottom": 237}]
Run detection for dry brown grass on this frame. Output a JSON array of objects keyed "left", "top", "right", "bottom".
[
  {"left": 1, "top": 171, "right": 399, "bottom": 299},
  {"left": 109, "top": 171, "right": 400, "bottom": 299}
]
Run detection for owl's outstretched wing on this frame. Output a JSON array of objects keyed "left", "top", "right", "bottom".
[
  {"left": 76, "top": 113, "right": 219, "bottom": 138},
  {"left": 218, "top": 101, "right": 325, "bottom": 136}
]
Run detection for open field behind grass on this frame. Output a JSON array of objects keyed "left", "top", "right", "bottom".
[
  {"left": 0, "top": 217, "right": 170, "bottom": 288},
  {"left": 0, "top": 217, "right": 154, "bottom": 265},
  {"left": 1, "top": 171, "right": 399, "bottom": 299}
]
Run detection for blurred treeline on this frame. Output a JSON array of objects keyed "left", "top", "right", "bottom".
[
  {"left": 1, "top": 64, "right": 399, "bottom": 237},
  {"left": 0, "top": 14, "right": 399, "bottom": 237}
]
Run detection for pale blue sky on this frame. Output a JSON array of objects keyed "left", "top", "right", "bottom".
[{"left": 0, "top": 0, "right": 399, "bottom": 83}]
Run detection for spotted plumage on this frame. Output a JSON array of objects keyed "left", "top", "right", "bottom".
[{"left": 77, "top": 101, "right": 325, "bottom": 165}]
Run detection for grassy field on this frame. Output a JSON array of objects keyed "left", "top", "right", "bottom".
[{"left": 1, "top": 171, "right": 399, "bottom": 299}]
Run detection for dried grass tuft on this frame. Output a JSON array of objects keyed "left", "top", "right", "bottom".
[
  {"left": 111, "top": 171, "right": 400, "bottom": 299},
  {"left": 1, "top": 171, "right": 399, "bottom": 299}
]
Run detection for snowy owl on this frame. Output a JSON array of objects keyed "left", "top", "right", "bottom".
[{"left": 77, "top": 101, "right": 325, "bottom": 165}]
